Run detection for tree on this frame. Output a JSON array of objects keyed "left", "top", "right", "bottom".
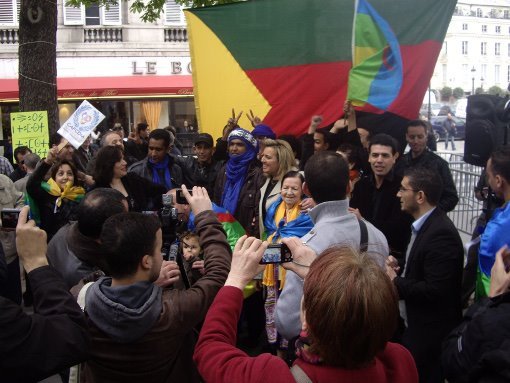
[
  {"left": 440, "top": 86, "right": 452, "bottom": 101},
  {"left": 19, "top": 0, "right": 239, "bottom": 135},
  {"left": 66, "top": 0, "right": 243, "bottom": 22},
  {"left": 488, "top": 85, "right": 505, "bottom": 96},
  {"left": 474, "top": 87, "right": 485, "bottom": 95},
  {"left": 452, "top": 87, "right": 464, "bottom": 99},
  {"left": 18, "top": 1, "right": 58, "bottom": 133}
]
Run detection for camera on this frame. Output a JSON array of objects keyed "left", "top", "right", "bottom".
[
  {"left": 1, "top": 208, "right": 21, "bottom": 231},
  {"left": 176, "top": 189, "right": 192, "bottom": 204},
  {"left": 259, "top": 244, "right": 293, "bottom": 264},
  {"left": 159, "top": 194, "right": 179, "bottom": 230}
]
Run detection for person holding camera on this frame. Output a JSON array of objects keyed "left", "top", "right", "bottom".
[
  {"left": 1, "top": 206, "right": 90, "bottom": 382},
  {"left": 78, "top": 186, "right": 232, "bottom": 382},
  {"left": 193, "top": 239, "right": 418, "bottom": 383}
]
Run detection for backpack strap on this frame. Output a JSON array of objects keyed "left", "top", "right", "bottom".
[
  {"left": 357, "top": 218, "right": 368, "bottom": 253},
  {"left": 290, "top": 364, "right": 312, "bottom": 383},
  {"left": 77, "top": 281, "right": 94, "bottom": 311}
]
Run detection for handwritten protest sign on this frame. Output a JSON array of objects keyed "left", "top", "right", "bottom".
[
  {"left": 58, "top": 100, "right": 105, "bottom": 149},
  {"left": 11, "top": 111, "right": 49, "bottom": 159}
]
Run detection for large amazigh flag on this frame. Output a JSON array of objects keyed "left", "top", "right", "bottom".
[{"left": 186, "top": 0, "right": 456, "bottom": 139}]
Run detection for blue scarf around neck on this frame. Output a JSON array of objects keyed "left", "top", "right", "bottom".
[
  {"left": 149, "top": 155, "right": 172, "bottom": 190},
  {"left": 221, "top": 149, "right": 256, "bottom": 215}
]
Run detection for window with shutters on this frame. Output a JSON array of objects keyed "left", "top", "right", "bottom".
[
  {"left": 0, "top": 0, "right": 19, "bottom": 26},
  {"left": 164, "top": 0, "right": 185, "bottom": 25},
  {"left": 63, "top": 2, "right": 121, "bottom": 26}
]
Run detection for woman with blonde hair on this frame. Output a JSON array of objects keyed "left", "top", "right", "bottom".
[{"left": 259, "top": 139, "right": 296, "bottom": 237}]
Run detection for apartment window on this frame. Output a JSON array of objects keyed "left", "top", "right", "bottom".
[
  {"left": 482, "top": 25, "right": 487, "bottom": 33},
  {"left": 0, "top": 0, "right": 20, "bottom": 26},
  {"left": 505, "top": 10, "right": 510, "bottom": 19},
  {"left": 463, "top": 64, "right": 469, "bottom": 82},
  {"left": 164, "top": 0, "right": 186, "bottom": 25},
  {"left": 508, "top": 65, "right": 510, "bottom": 82},
  {"left": 85, "top": 5, "right": 100, "bottom": 26},
  {"left": 63, "top": 2, "right": 121, "bottom": 26},
  {"left": 441, "top": 41, "right": 448, "bottom": 55},
  {"left": 442, "top": 64, "right": 447, "bottom": 83},
  {"left": 462, "top": 41, "right": 468, "bottom": 55},
  {"left": 481, "top": 42, "right": 487, "bottom": 55},
  {"left": 476, "top": 8, "right": 482, "bottom": 17},
  {"left": 481, "top": 64, "right": 487, "bottom": 79},
  {"left": 495, "top": 65, "right": 500, "bottom": 84},
  {"left": 495, "top": 42, "right": 501, "bottom": 56},
  {"left": 508, "top": 43, "right": 510, "bottom": 56},
  {"left": 496, "top": 25, "right": 501, "bottom": 33},
  {"left": 462, "top": 23, "right": 468, "bottom": 30}
]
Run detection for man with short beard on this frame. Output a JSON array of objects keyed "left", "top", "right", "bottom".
[{"left": 79, "top": 187, "right": 231, "bottom": 382}]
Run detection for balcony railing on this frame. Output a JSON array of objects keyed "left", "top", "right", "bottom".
[
  {"left": 164, "top": 26, "right": 188, "bottom": 42},
  {"left": 84, "top": 27, "right": 123, "bottom": 43},
  {"left": 0, "top": 28, "right": 19, "bottom": 44}
]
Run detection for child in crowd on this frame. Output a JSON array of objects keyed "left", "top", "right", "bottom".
[{"left": 180, "top": 231, "right": 205, "bottom": 286}]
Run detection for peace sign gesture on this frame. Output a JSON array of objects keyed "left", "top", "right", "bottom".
[
  {"left": 227, "top": 108, "right": 243, "bottom": 129},
  {"left": 246, "top": 109, "right": 262, "bottom": 128}
]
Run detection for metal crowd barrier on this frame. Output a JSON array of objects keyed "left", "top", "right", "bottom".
[{"left": 437, "top": 152, "right": 484, "bottom": 236}]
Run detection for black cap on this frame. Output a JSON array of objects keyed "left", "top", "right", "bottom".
[{"left": 194, "top": 133, "right": 214, "bottom": 147}]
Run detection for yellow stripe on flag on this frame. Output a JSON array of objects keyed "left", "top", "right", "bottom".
[
  {"left": 353, "top": 46, "right": 379, "bottom": 65},
  {"left": 186, "top": 11, "right": 271, "bottom": 140}
]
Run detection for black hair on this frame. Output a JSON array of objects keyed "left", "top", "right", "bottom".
[
  {"left": 304, "top": 152, "right": 349, "bottom": 203},
  {"left": 490, "top": 145, "right": 510, "bottom": 182},
  {"left": 100, "top": 212, "right": 161, "bottom": 279},
  {"left": 315, "top": 127, "right": 332, "bottom": 146},
  {"left": 406, "top": 119, "right": 428, "bottom": 134},
  {"left": 93, "top": 145, "right": 123, "bottom": 186},
  {"left": 77, "top": 188, "right": 127, "bottom": 238},
  {"left": 369, "top": 133, "right": 399, "bottom": 155},
  {"left": 137, "top": 122, "right": 149, "bottom": 134},
  {"left": 13, "top": 146, "right": 31, "bottom": 162},
  {"left": 150, "top": 129, "right": 171, "bottom": 148},
  {"left": 404, "top": 167, "right": 442, "bottom": 205}
]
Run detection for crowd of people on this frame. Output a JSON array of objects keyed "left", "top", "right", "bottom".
[{"left": 0, "top": 112, "right": 509, "bottom": 383}]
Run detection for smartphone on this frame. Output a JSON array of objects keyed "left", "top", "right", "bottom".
[
  {"left": 176, "top": 189, "right": 192, "bottom": 204},
  {"left": 259, "top": 244, "right": 293, "bottom": 264},
  {"left": 1, "top": 208, "right": 21, "bottom": 231}
]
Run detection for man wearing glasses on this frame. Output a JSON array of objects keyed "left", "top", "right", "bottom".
[{"left": 386, "top": 166, "right": 463, "bottom": 383}]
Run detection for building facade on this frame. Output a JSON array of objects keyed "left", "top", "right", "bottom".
[
  {"left": 432, "top": 0, "right": 510, "bottom": 95},
  {"left": 0, "top": 0, "right": 196, "bottom": 154}
]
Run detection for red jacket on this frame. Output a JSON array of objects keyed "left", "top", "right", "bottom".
[{"left": 194, "top": 286, "right": 418, "bottom": 383}]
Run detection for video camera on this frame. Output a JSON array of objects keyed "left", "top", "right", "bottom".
[{"left": 158, "top": 193, "right": 191, "bottom": 289}]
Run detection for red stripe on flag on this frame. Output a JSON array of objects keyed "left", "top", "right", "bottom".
[{"left": 217, "top": 212, "right": 236, "bottom": 223}]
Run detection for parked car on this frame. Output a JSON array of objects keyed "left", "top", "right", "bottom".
[{"left": 430, "top": 115, "right": 466, "bottom": 142}]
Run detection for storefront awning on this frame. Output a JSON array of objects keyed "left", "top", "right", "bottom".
[{"left": 0, "top": 75, "right": 193, "bottom": 102}]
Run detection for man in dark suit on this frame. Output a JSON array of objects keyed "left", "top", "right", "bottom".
[{"left": 386, "top": 166, "right": 463, "bottom": 383}]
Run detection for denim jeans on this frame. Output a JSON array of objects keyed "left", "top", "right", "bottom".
[{"left": 444, "top": 132, "right": 456, "bottom": 150}]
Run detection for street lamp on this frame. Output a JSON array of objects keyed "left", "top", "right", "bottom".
[{"left": 471, "top": 66, "right": 476, "bottom": 94}]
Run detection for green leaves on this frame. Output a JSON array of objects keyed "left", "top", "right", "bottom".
[{"left": 65, "top": 0, "right": 245, "bottom": 23}]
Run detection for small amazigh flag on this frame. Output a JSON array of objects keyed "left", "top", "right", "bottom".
[
  {"left": 186, "top": 0, "right": 456, "bottom": 139},
  {"left": 347, "top": 0, "right": 403, "bottom": 111}
]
